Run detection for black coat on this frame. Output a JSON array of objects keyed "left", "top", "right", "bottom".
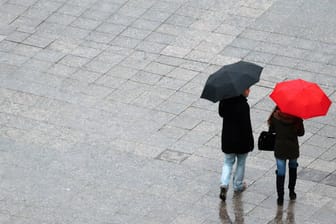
[
  {"left": 269, "top": 109, "right": 304, "bottom": 159},
  {"left": 219, "top": 95, "right": 254, "bottom": 154}
]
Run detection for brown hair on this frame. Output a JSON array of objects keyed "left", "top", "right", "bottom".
[{"left": 267, "top": 106, "right": 279, "bottom": 126}]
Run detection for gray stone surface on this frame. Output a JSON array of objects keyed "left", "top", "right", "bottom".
[{"left": 0, "top": 0, "right": 336, "bottom": 223}]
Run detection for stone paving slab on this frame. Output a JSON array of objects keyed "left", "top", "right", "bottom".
[{"left": 0, "top": 0, "right": 336, "bottom": 223}]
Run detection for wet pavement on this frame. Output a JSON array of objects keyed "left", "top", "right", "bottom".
[{"left": 0, "top": 0, "right": 336, "bottom": 223}]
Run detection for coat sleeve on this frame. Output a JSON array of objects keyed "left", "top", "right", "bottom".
[
  {"left": 268, "top": 114, "right": 276, "bottom": 133},
  {"left": 296, "top": 119, "right": 305, "bottom": 136},
  {"left": 218, "top": 101, "right": 224, "bottom": 117},
  {"left": 239, "top": 103, "right": 254, "bottom": 150}
]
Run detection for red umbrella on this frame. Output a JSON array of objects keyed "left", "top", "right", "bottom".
[{"left": 270, "top": 79, "right": 332, "bottom": 119}]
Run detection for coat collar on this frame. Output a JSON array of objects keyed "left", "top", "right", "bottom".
[
  {"left": 274, "top": 110, "right": 299, "bottom": 124},
  {"left": 221, "top": 95, "right": 247, "bottom": 103}
]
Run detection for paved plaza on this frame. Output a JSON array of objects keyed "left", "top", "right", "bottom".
[{"left": 0, "top": 0, "right": 336, "bottom": 223}]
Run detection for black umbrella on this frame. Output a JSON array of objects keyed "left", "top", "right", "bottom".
[{"left": 200, "top": 61, "right": 263, "bottom": 102}]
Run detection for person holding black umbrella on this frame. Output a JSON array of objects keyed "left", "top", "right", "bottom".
[
  {"left": 218, "top": 88, "right": 254, "bottom": 201},
  {"left": 200, "top": 61, "right": 263, "bottom": 201}
]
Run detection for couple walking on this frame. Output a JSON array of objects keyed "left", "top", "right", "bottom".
[
  {"left": 218, "top": 88, "right": 304, "bottom": 206},
  {"left": 201, "top": 61, "right": 331, "bottom": 206}
]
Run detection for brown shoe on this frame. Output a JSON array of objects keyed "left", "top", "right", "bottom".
[{"left": 234, "top": 182, "right": 247, "bottom": 193}]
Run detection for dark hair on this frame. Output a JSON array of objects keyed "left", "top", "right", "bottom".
[{"left": 267, "top": 106, "right": 279, "bottom": 125}]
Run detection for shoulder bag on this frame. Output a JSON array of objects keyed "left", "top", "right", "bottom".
[{"left": 258, "top": 129, "right": 276, "bottom": 151}]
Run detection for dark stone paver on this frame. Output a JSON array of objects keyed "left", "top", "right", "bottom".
[
  {"left": 322, "top": 173, "right": 336, "bottom": 187},
  {"left": 298, "top": 168, "right": 330, "bottom": 183}
]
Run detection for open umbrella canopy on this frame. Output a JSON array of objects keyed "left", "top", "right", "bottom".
[
  {"left": 270, "top": 79, "right": 332, "bottom": 119},
  {"left": 200, "top": 61, "right": 263, "bottom": 102}
]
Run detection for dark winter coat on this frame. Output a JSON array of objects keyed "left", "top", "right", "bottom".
[
  {"left": 219, "top": 95, "right": 254, "bottom": 154},
  {"left": 269, "top": 109, "right": 305, "bottom": 159}
]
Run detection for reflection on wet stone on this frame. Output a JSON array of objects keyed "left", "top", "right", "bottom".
[
  {"left": 270, "top": 201, "right": 296, "bottom": 224},
  {"left": 286, "top": 201, "right": 295, "bottom": 223},
  {"left": 233, "top": 193, "right": 244, "bottom": 224},
  {"left": 273, "top": 206, "right": 284, "bottom": 224},
  {"left": 219, "top": 201, "right": 233, "bottom": 224},
  {"left": 218, "top": 193, "right": 244, "bottom": 224}
]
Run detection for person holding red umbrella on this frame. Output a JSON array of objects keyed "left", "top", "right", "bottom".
[
  {"left": 267, "top": 79, "right": 331, "bottom": 206},
  {"left": 268, "top": 106, "right": 305, "bottom": 206}
]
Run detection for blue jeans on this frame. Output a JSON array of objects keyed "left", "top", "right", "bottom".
[
  {"left": 220, "top": 153, "right": 248, "bottom": 190},
  {"left": 276, "top": 158, "right": 298, "bottom": 176}
]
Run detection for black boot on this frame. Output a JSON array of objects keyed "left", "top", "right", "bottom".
[
  {"left": 288, "top": 168, "right": 297, "bottom": 200},
  {"left": 276, "top": 173, "right": 285, "bottom": 206}
]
